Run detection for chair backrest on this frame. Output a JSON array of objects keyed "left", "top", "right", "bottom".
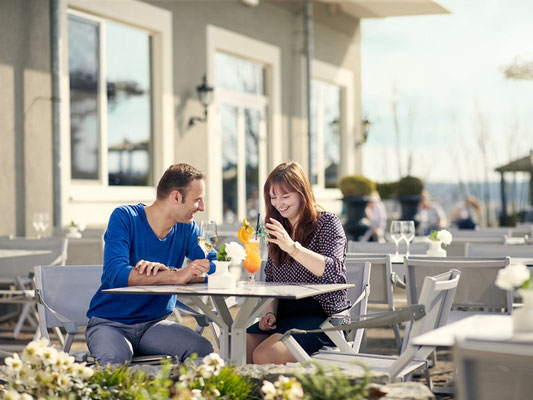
[
  {"left": 340, "top": 260, "right": 371, "bottom": 352},
  {"left": 0, "top": 237, "right": 68, "bottom": 266},
  {"left": 449, "top": 227, "right": 511, "bottom": 238},
  {"left": 346, "top": 253, "right": 393, "bottom": 308},
  {"left": 466, "top": 243, "right": 533, "bottom": 258},
  {"left": 347, "top": 240, "right": 430, "bottom": 255},
  {"left": 404, "top": 257, "right": 512, "bottom": 313},
  {"left": 34, "top": 265, "right": 102, "bottom": 343},
  {"left": 455, "top": 338, "right": 533, "bottom": 400},
  {"left": 389, "top": 269, "right": 460, "bottom": 379},
  {"left": 344, "top": 260, "right": 371, "bottom": 320}
]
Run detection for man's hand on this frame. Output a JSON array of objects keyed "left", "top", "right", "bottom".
[
  {"left": 134, "top": 260, "right": 168, "bottom": 276},
  {"left": 178, "top": 259, "right": 211, "bottom": 284}
]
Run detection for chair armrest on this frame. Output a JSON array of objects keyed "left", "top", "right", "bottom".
[
  {"left": 391, "top": 272, "right": 407, "bottom": 289},
  {"left": 282, "top": 305, "right": 425, "bottom": 340}
]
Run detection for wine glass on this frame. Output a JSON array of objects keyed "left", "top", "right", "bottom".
[
  {"left": 401, "top": 220, "right": 416, "bottom": 257},
  {"left": 39, "top": 213, "right": 50, "bottom": 236},
  {"left": 198, "top": 220, "right": 218, "bottom": 257},
  {"left": 32, "top": 213, "right": 43, "bottom": 239},
  {"left": 390, "top": 220, "right": 403, "bottom": 258},
  {"left": 243, "top": 239, "right": 261, "bottom": 284}
]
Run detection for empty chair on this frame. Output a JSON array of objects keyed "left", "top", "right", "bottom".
[
  {"left": 347, "top": 240, "right": 430, "bottom": 255},
  {"left": 465, "top": 243, "right": 533, "bottom": 258},
  {"left": 402, "top": 256, "right": 511, "bottom": 351},
  {"left": 321, "top": 260, "right": 371, "bottom": 354},
  {"left": 346, "top": 253, "right": 402, "bottom": 348},
  {"left": 0, "top": 237, "right": 68, "bottom": 338},
  {"left": 455, "top": 338, "right": 533, "bottom": 400},
  {"left": 282, "top": 269, "right": 461, "bottom": 390}
]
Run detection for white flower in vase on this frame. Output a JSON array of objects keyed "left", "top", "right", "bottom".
[
  {"left": 224, "top": 241, "right": 247, "bottom": 264},
  {"left": 428, "top": 229, "right": 453, "bottom": 245},
  {"left": 495, "top": 263, "right": 531, "bottom": 291}
]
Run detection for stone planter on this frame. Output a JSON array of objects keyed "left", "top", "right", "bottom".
[{"left": 342, "top": 196, "right": 370, "bottom": 241}]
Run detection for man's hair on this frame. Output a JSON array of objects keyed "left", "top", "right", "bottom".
[{"left": 156, "top": 163, "right": 206, "bottom": 201}]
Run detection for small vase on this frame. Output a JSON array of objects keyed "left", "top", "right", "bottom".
[
  {"left": 208, "top": 261, "right": 236, "bottom": 289},
  {"left": 426, "top": 240, "right": 446, "bottom": 257},
  {"left": 229, "top": 261, "right": 242, "bottom": 282},
  {"left": 513, "top": 289, "right": 533, "bottom": 334}
]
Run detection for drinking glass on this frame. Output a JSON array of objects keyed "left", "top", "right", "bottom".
[
  {"left": 39, "top": 213, "right": 51, "bottom": 236},
  {"left": 401, "top": 220, "right": 416, "bottom": 257},
  {"left": 198, "top": 220, "right": 218, "bottom": 257},
  {"left": 390, "top": 220, "right": 403, "bottom": 258},
  {"left": 243, "top": 239, "right": 261, "bottom": 284},
  {"left": 32, "top": 213, "right": 43, "bottom": 239}
]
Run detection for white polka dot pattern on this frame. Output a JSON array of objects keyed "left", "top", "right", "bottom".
[{"left": 265, "top": 211, "right": 350, "bottom": 316}]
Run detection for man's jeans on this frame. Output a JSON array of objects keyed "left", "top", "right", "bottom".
[{"left": 86, "top": 316, "right": 213, "bottom": 366}]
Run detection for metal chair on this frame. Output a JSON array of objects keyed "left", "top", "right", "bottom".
[
  {"left": 455, "top": 338, "right": 533, "bottom": 400},
  {"left": 346, "top": 253, "right": 402, "bottom": 348},
  {"left": 34, "top": 265, "right": 215, "bottom": 363},
  {"left": 281, "top": 269, "right": 460, "bottom": 390},
  {"left": 465, "top": 243, "right": 533, "bottom": 258},
  {"left": 347, "top": 240, "right": 430, "bottom": 255},
  {"left": 0, "top": 237, "right": 68, "bottom": 338},
  {"left": 402, "top": 256, "right": 511, "bottom": 352}
]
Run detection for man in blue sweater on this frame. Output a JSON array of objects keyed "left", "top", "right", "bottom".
[{"left": 86, "top": 163, "right": 216, "bottom": 365}]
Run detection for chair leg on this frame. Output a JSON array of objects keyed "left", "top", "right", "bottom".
[
  {"left": 392, "top": 323, "right": 402, "bottom": 351},
  {"left": 13, "top": 303, "right": 32, "bottom": 338}
]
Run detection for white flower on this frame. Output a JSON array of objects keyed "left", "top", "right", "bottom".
[
  {"left": 20, "top": 394, "right": 32, "bottom": 400},
  {"left": 436, "top": 229, "right": 453, "bottom": 245},
  {"left": 225, "top": 242, "right": 246, "bottom": 263},
  {"left": 191, "top": 389, "right": 203, "bottom": 400},
  {"left": 81, "top": 366, "right": 94, "bottom": 379},
  {"left": 197, "top": 364, "right": 214, "bottom": 379},
  {"left": 496, "top": 263, "right": 531, "bottom": 290},
  {"left": 261, "top": 380, "right": 276, "bottom": 399},
  {"left": 3, "top": 390, "right": 21, "bottom": 400},
  {"left": 5, "top": 354, "right": 23, "bottom": 372}
]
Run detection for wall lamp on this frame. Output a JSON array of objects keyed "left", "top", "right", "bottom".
[
  {"left": 355, "top": 118, "right": 372, "bottom": 148},
  {"left": 188, "top": 75, "right": 214, "bottom": 127}
]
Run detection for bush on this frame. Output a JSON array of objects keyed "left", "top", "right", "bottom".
[
  {"left": 375, "top": 182, "right": 397, "bottom": 200},
  {"left": 338, "top": 175, "right": 375, "bottom": 197},
  {"left": 290, "top": 361, "right": 370, "bottom": 400},
  {"left": 396, "top": 176, "right": 424, "bottom": 196}
]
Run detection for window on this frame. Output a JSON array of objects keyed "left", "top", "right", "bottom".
[
  {"left": 68, "top": 12, "right": 153, "bottom": 186},
  {"left": 310, "top": 79, "right": 342, "bottom": 189},
  {"left": 215, "top": 52, "right": 267, "bottom": 223}
]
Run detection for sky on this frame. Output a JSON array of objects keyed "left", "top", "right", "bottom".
[{"left": 361, "top": 0, "right": 533, "bottom": 184}]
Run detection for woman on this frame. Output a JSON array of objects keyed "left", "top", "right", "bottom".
[{"left": 246, "top": 161, "right": 350, "bottom": 364}]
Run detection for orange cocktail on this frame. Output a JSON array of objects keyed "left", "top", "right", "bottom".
[{"left": 243, "top": 239, "right": 261, "bottom": 283}]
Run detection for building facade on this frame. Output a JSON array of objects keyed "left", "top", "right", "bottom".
[{"left": 0, "top": 0, "right": 446, "bottom": 236}]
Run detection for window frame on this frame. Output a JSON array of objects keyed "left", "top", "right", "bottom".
[
  {"left": 60, "top": 0, "right": 173, "bottom": 213},
  {"left": 206, "top": 25, "right": 281, "bottom": 223},
  {"left": 306, "top": 59, "right": 355, "bottom": 197}
]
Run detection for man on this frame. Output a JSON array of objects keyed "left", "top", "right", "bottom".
[{"left": 86, "top": 163, "right": 215, "bottom": 365}]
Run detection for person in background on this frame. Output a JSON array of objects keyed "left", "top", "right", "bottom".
[
  {"left": 86, "top": 163, "right": 215, "bottom": 366},
  {"left": 360, "top": 190, "right": 387, "bottom": 242},
  {"left": 451, "top": 195, "right": 481, "bottom": 229},
  {"left": 246, "top": 161, "right": 350, "bottom": 364},
  {"left": 415, "top": 190, "right": 448, "bottom": 236}
]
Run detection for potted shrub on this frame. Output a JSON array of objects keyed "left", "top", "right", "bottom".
[
  {"left": 395, "top": 176, "right": 424, "bottom": 221},
  {"left": 339, "top": 175, "right": 375, "bottom": 240}
]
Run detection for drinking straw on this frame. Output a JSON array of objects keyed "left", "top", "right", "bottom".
[{"left": 255, "top": 213, "right": 260, "bottom": 239}]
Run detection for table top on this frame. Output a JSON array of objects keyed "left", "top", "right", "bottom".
[
  {"left": 411, "top": 314, "right": 533, "bottom": 347},
  {"left": 0, "top": 249, "right": 52, "bottom": 259},
  {"left": 103, "top": 282, "right": 354, "bottom": 299}
]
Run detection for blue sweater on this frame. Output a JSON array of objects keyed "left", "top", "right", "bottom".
[{"left": 87, "top": 204, "right": 216, "bottom": 324}]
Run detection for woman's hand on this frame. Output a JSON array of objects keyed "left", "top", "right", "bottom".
[
  {"left": 134, "top": 260, "right": 168, "bottom": 276},
  {"left": 265, "top": 218, "right": 295, "bottom": 254},
  {"left": 258, "top": 312, "right": 277, "bottom": 330}
]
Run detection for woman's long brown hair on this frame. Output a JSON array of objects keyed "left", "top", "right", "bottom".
[{"left": 263, "top": 162, "right": 320, "bottom": 266}]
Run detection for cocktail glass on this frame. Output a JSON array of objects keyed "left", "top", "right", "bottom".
[{"left": 243, "top": 239, "right": 261, "bottom": 284}]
